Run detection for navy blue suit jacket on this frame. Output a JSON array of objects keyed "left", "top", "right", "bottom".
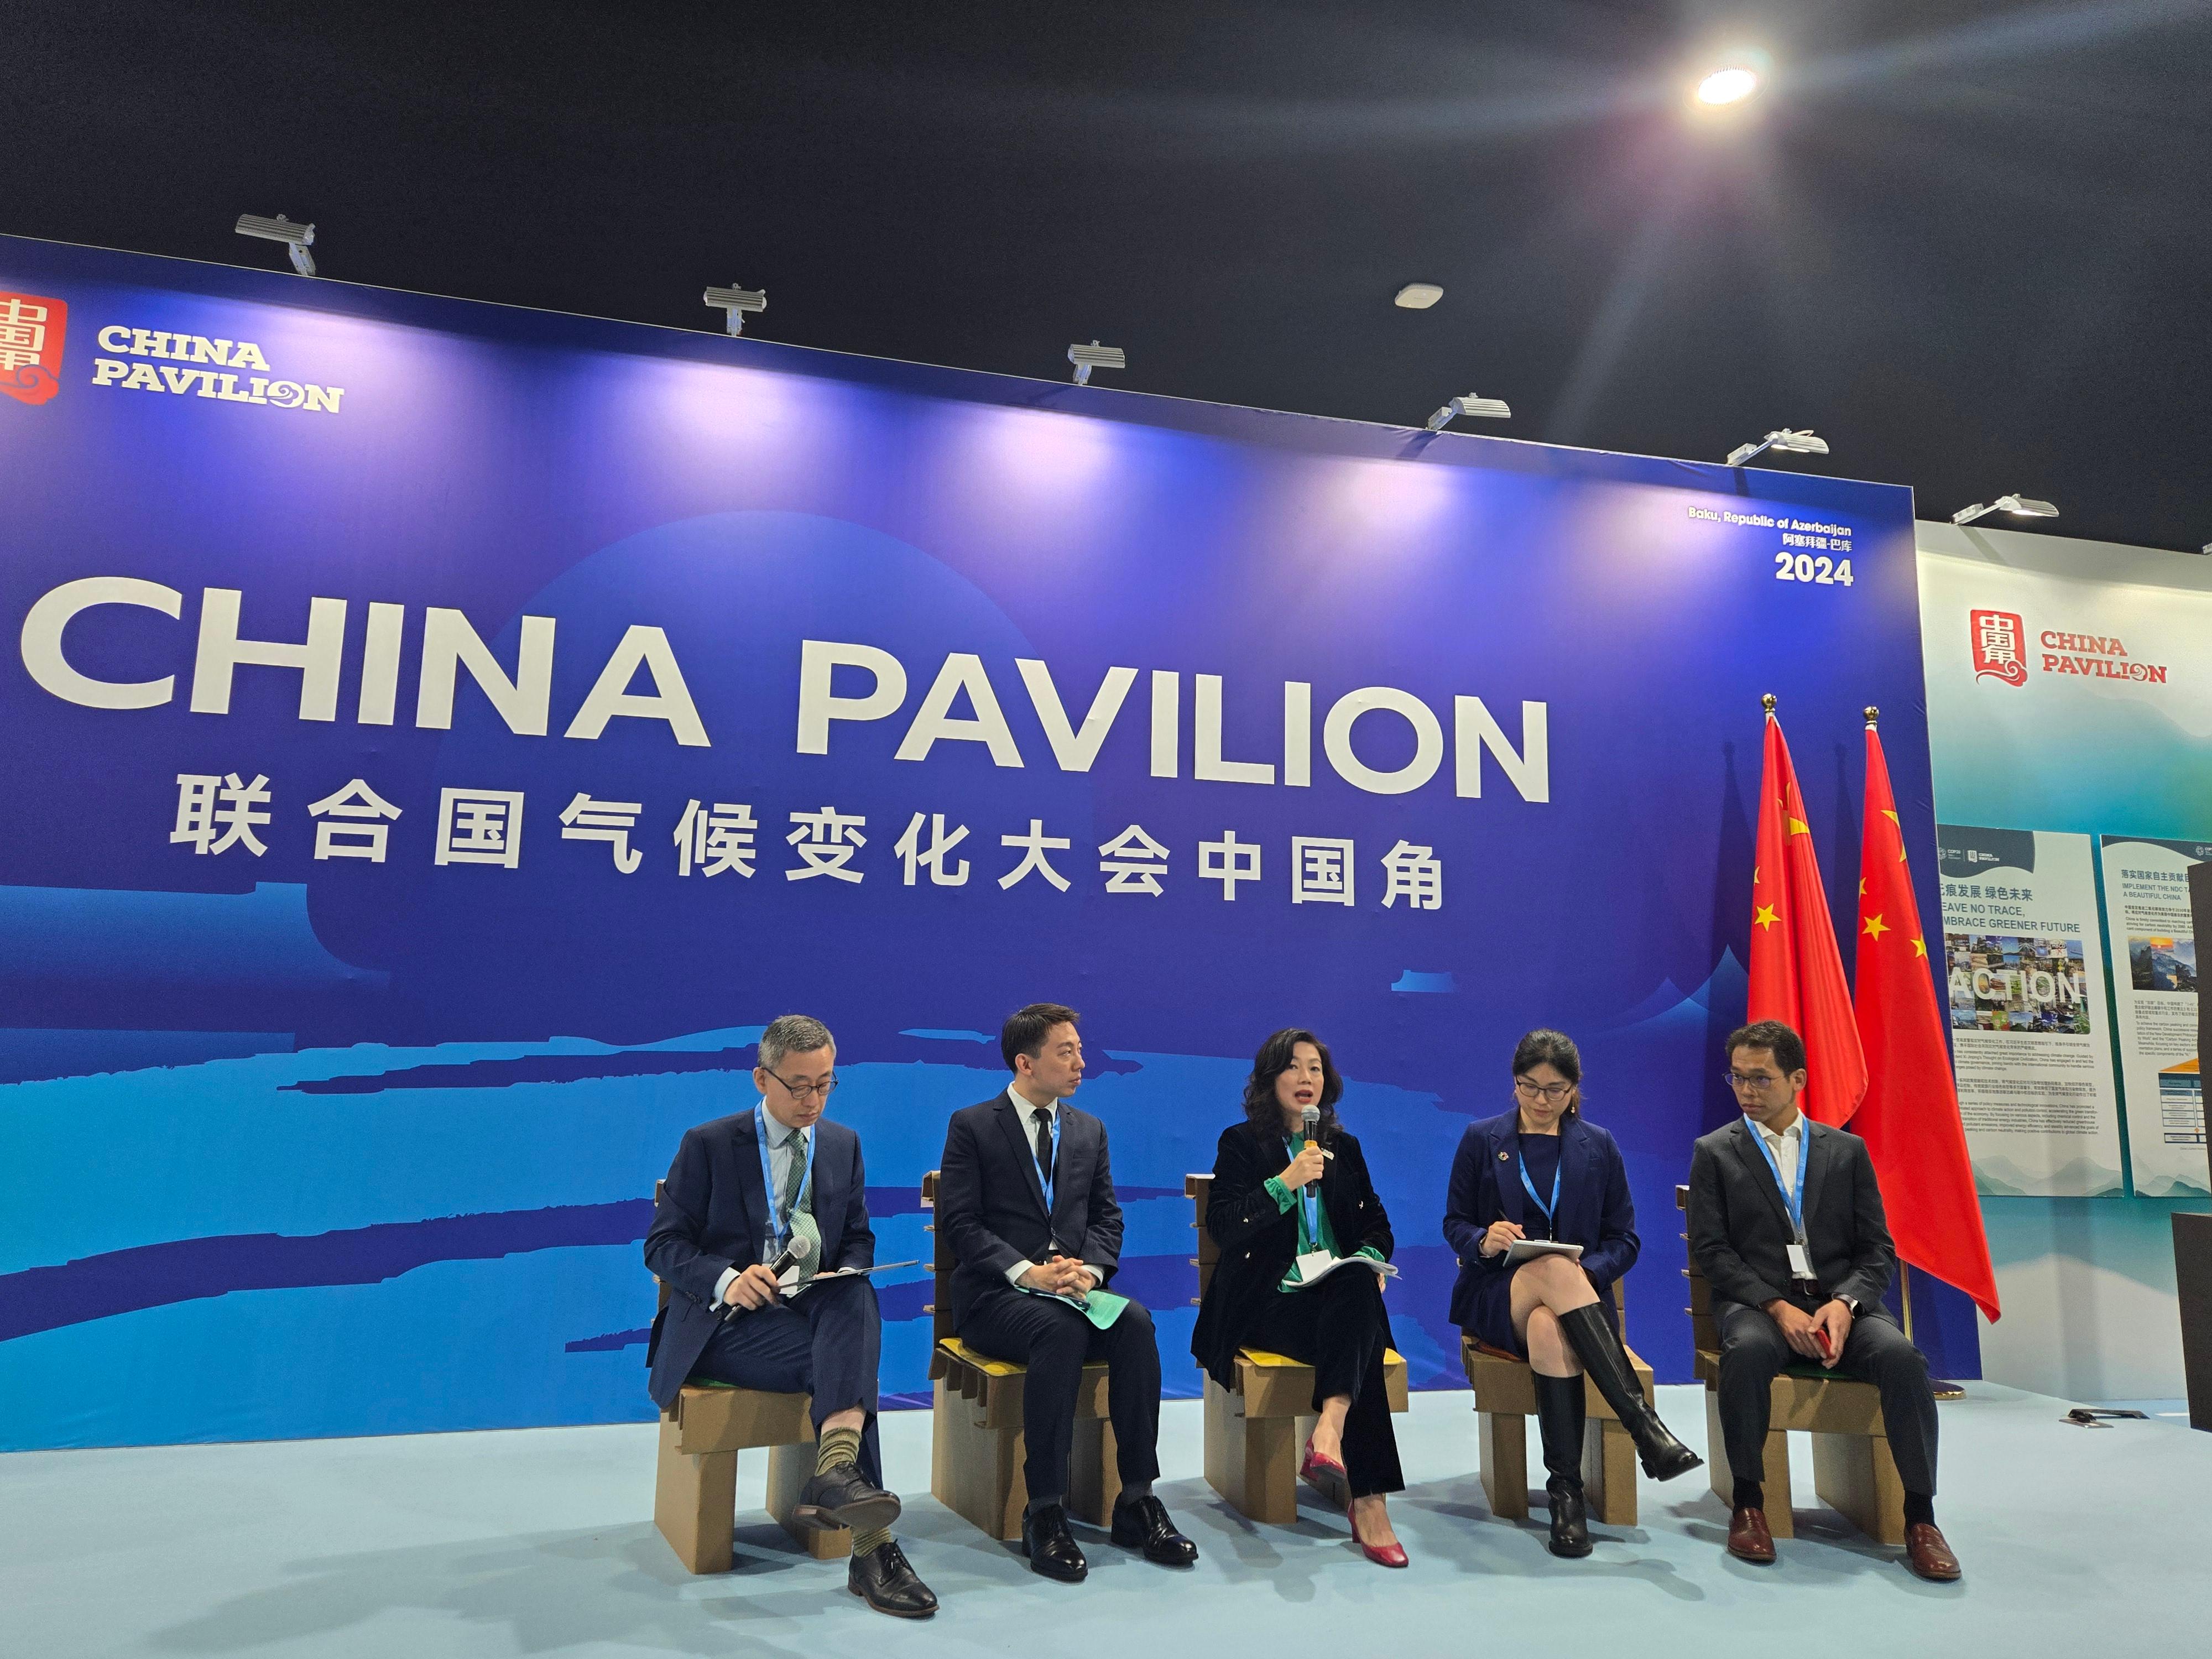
[
  {"left": 936, "top": 1089, "right": 1123, "bottom": 1328},
  {"left": 1441, "top": 1110, "right": 1638, "bottom": 1329},
  {"left": 643, "top": 1108, "right": 874, "bottom": 1410}
]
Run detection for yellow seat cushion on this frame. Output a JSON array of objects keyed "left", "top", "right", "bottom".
[
  {"left": 1239, "top": 1346, "right": 1404, "bottom": 1369},
  {"left": 936, "top": 1337, "right": 1024, "bottom": 1377}
]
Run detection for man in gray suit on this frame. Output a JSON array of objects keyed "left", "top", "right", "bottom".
[
  {"left": 936, "top": 1003, "right": 1197, "bottom": 1581},
  {"left": 1688, "top": 1019, "right": 1960, "bottom": 1582}
]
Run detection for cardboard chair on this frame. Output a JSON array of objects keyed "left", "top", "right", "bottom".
[
  {"left": 1459, "top": 1275, "right": 1652, "bottom": 1525},
  {"left": 648, "top": 1182, "right": 851, "bottom": 1572},
  {"left": 920, "top": 1171, "right": 1120, "bottom": 1541},
  {"left": 1186, "top": 1173, "right": 1411, "bottom": 1525},
  {"left": 1675, "top": 1185, "right": 1906, "bottom": 1544}
]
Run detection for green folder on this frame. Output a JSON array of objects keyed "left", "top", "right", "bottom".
[{"left": 1018, "top": 1284, "right": 1131, "bottom": 1329}]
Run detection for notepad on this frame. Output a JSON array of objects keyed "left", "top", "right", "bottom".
[
  {"left": 1280, "top": 1249, "right": 1397, "bottom": 1291},
  {"left": 784, "top": 1259, "right": 921, "bottom": 1293},
  {"left": 1503, "top": 1239, "right": 1583, "bottom": 1266}
]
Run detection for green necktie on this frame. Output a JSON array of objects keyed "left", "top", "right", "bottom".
[{"left": 779, "top": 1128, "right": 820, "bottom": 1287}]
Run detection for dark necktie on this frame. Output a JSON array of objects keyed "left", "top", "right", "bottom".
[{"left": 1033, "top": 1109, "right": 1054, "bottom": 1195}]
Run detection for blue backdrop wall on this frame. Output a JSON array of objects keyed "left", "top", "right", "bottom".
[{"left": 0, "top": 236, "right": 1957, "bottom": 1449}]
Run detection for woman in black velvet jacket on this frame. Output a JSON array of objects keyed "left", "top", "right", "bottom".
[{"left": 1191, "top": 1028, "right": 1407, "bottom": 1564}]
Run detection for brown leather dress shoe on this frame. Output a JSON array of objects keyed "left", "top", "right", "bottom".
[
  {"left": 1726, "top": 1505, "right": 1777, "bottom": 1563},
  {"left": 1905, "top": 1522, "right": 1962, "bottom": 1582}
]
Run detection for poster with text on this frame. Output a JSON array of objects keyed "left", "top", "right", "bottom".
[
  {"left": 2100, "top": 836, "right": 2208, "bottom": 1197},
  {"left": 1937, "top": 825, "right": 2122, "bottom": 1195}
]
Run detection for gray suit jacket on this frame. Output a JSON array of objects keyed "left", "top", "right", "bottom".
[{"left": 1687, "top": 1116, "right": 1895, "bottom": 1315}]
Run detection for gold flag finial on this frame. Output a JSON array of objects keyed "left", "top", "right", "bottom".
[
  {"left": 1761, "top": 692, "right": 1777, "bottom": 715},
  {"left": 1864, "top": 705, "right": 1879, "bottom": 729}
]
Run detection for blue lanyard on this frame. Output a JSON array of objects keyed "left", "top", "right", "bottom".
[
  {"left": 755, "top": 1104, "right": 815, "bottom": 1249},
  {"left": 1516, "top": 1141, "right": 1562, "bottom": 1225},
  {"left": 1745, "top": 1116, "right": 1809, "bottom": 1240},
  {"left": 1284, "top": 1138, "right": 1321, "bottom": 1243}
]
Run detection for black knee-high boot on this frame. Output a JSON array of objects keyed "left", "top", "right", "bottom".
[
  {"left": 1558, "top": 1304, "right": 1702, "bottom": 1481},
  {"left": 1532, "top": 1372, "right": 1591, "bottom": 1558}
]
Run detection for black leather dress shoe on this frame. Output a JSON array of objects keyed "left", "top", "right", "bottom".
[
  {"left": 1109, "top": 1495, "right": 1198, "bottom": 1566},
  {"left": 1022, "top": 1503, "right": 1088, "bottom": 1582},
  {"left": 792, "top": 1467, "right": 901, "bottom": 1535},
  {"left": 849, "top": 1540, "right": 938, "bottom": 1618}
]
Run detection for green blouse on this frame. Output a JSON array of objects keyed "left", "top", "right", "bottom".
[
  {"left": 1264, "top": 1163, "right": 1342, "bottom": 1256},
  {"left": 1264, "top": 1139, "right": 1387, "bottom": 1294}
]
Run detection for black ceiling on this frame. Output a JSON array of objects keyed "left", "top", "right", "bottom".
[{"left": 9, "top": 1, "right": 2210, "bottom": 551}]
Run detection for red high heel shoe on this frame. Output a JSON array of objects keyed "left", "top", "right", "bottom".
[
  {"left": 1348, "top": 1501, "right": 1409, "bottom": 1568},
  {"left": 1298, "top": 1437, "right": 1350, "bottom": 1510}
]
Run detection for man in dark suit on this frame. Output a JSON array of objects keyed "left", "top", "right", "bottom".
[
  {"left": 937, "top": 1003, "right": 1197, "bottom": 1580},
  {"left": 644, "top": 1014, "right": 937, "bottom": 1618},
  {"left": 1688, "top": 1019, "right": 1960, "bottom": 1582}
]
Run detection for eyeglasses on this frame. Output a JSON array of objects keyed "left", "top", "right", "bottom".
[
  {"left": 764, "top": 1068, "right": 838, "bottom": 1100},
  {"left": 1513, "top": 1079, "right": 1575, "bottom": 1103},
  {"left": 1722, "top": 1070, "right": 1784, "bottom": 1092}
]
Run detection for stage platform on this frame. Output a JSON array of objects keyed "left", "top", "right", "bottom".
[{"left": 5, "top": 1384, "right": 2200, "bottom": 1657}]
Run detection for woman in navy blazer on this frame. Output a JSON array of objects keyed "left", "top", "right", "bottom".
[{"left": 1443, "top": 1029, "right": 1700, "bottom": 1556}]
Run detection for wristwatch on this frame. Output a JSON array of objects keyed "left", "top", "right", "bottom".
[{"left": 1837, "top": 1295, "right": 1860, "bottom": 1314}]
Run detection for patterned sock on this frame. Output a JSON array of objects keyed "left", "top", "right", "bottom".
[
  {"left": 853, "top": 1526, "right": 893, "bottom": 1556},
  {"left": 1904, "top": 1492, "right": 1935, "bottom": 1527},
  {"left": 1733, "top": 1478, "right": 1764, "bottom": 1510},
  {"left": 1115, "top": 1480, "right": 1153, "bottom": 1506},
  {"left": 816, "top": 1425, "right": 863, "bottom": 1475}
]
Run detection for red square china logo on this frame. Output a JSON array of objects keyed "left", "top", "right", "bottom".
[
  {"left": 1970, "top": 609, "right": 2028, "bottom": 686},
  {"left": 1, "top": 290, "right": 66, "bottom": 406}
]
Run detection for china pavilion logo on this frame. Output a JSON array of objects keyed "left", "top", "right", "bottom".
[
  {"left": 0, "top": 290, "right": 67, "bottom": 406},
  {"left": 1969, "top": 610, "right": 2028, "bottom": 687}
]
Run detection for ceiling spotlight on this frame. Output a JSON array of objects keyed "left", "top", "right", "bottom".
[
  {"left": 704, "top": 284, "right": 767, "bottom": 337},
  {"left": 1395, "top": 283, "right": 1444, "bottom": 310},
  {"left": 1953, "top": 495, "right": 2059, "bottom": 526},
  {"left": 1695, "top": 66, "right": 1761, "bottom": 106},
  {"left": 1426, "top": 394, "right": 1511, "bottom": 432},
  {"left": 1068, "top": 340, "right": 1125, "bottom": 386},
  {"left": 234, "top": 213, "right": 316, "bottom": 276},
  {"left": 1726, "top": 429, "right": 1829, "bottom": 467}
]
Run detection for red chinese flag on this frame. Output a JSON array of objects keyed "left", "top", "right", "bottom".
[
  {"left": 1748, "top": 706, "right": 1867, "bottom": 1126},
  {"left": 1852, "top": 727, "right": 2001, "bottom": 1321}
]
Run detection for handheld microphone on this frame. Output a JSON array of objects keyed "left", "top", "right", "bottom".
[
  {"left": 718, "top": 1233, "right": 812, "bottom": 1321},
  {"left": 1301, "top": 1104, "right": 1322, "bottom": 1194}
]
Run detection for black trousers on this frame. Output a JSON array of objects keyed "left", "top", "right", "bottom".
[
  {"left": 690, "top": 1274, "right": 885, "bottom": 1488},
  {"left": 1241, "top": 1269, "right": 1404, "bottom": 1498},
  {"left": 1715, "top": 1302, "right": 1937, "bottom": 1498},
  {"left": 958, "top": 1286, "right": 1162, "bottom": 1505}
]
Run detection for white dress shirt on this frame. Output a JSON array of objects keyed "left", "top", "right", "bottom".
[
  {"left": 713, "top": 1103, "right": 810, "bottom": 1307},
  {"left": 1746, "top": 1112, "right": 1804, "bottom": 1206},
  {"left": 1746, "top": 1110, "right": 1857, "bottom": 1308},
  {"left": 1007, "top": 1089, "right": 1100, "bottom": 1288}
]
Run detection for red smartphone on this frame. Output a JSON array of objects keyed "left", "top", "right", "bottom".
[{"left": 1813, "top": 1328, "right": 1833, "bottom": 1358}]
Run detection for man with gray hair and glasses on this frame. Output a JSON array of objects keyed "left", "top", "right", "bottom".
[{"left": 645, "top": 1014, "right": 937, "bottom": 1617}]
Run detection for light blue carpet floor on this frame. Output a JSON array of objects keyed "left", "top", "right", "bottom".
[{"left": 4, "top": 1384, "right": 2204, "bottom": 1658}]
